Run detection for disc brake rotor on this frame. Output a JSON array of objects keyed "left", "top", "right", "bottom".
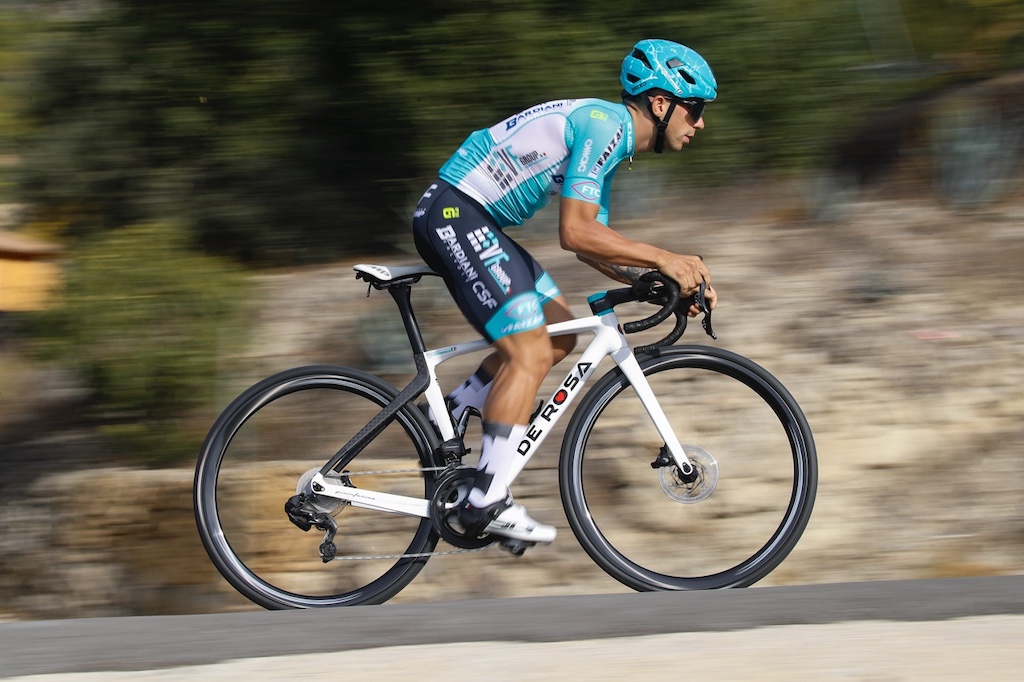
[
  {"left": 659, "top": 445, "right": 718, "bottom": 503},
  {"left": 296, "top": 468, "right": 346, "bottom": 515}
]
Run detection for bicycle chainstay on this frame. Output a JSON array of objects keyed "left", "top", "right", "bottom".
[{"left": 306, "top": 465, "right": 495, "bottom": 561}]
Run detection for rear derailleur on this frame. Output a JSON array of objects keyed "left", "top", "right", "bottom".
[{"left": 285, "top": 493, "right": 339, "bottom": 563}]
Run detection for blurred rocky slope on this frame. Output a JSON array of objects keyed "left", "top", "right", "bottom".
[{"left": 1, "top": 188, "right": 1022, "bottom": 619}]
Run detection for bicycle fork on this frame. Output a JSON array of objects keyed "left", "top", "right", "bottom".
[
  {"left": 613, "top": 351, "right": 697, "bottom": 478},
  {"left": 500, "top": 314, "right": 697, "bottom": 482}
]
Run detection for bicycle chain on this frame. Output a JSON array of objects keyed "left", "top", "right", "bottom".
[
  {"left": 322, "top": 465, "right": 493, "bottom": 561},
  {"left": 329, "top": 545, "right": 493, "bottom": 561}
]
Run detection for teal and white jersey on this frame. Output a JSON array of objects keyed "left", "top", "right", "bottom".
[{"left": 439, "top": 98, "right": 635, "bottom": 228}]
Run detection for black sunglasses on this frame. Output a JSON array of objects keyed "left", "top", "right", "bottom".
[{"left": 676, "top": 98, "right": 706, "bottom": 122}]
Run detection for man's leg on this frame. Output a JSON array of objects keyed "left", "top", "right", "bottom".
[
  {"left": 541, "top": 294, "right": 577, "bottom": 364},
  {"left": 488, "top": 327, "right": 555, "bottom": 422},
  {"left": 467, "top": 325, "right": 553, "bottom": 505},
  {"left": 459, "top": 298, "right": 577, "bottom": 545},
  {"left": 445, "top": 296, "right": 576, "bottom": 423},
  {"left": 460, "top": 324, "right": 559, "bottom": 544}
]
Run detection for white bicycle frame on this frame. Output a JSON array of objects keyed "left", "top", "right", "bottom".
[{"left": 310, "top": 304, "right": 693, "bottom": 519}]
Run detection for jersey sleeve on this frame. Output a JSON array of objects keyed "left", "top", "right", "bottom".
[{"left": 561, "top": 102, "right": 630, "bottom": 225}]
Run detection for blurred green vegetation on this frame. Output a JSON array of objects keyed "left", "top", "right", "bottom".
[
  {"left": 4, "top": 1, "right": 1023, "bottom": 258},
  {"left": 1, "top": 0, "right": 1021, "bottom": 463},
  {"left": 25, "top": 222, "right": 250, "bottom": 463}
]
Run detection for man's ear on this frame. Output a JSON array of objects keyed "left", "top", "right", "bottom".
[{"left": 649, "top": 94, "right": 668, "bottom": 117}]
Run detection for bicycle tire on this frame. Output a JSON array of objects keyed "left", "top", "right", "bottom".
[
  {"left": 559, "top": 346, "right": 817, "bottom": 591},
  {"left": 194, "top": 365, "right": 440, "bottom": 609}
]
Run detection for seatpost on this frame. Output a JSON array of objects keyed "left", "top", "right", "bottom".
[{"left": 388, "top": 283, "right": 427, "bottom": 355}]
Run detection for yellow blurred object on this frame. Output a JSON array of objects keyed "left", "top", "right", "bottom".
[{"left": 0, "top": 230, "right": 62, "bottom": 312}]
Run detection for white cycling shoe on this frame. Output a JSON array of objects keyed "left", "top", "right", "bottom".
[{"left": 482, "top": 502, "right": 557, "bottom": 544}]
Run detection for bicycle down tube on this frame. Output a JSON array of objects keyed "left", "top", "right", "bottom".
[{"left": 308, "top": 304, "right": 695, "bottom": 518}]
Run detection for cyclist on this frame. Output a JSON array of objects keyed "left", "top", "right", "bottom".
[{"left": 413, "top": 38, "right": 718, "bottom": 548}]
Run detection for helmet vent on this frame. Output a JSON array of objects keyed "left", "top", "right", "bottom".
[
  {"left": 632, "top": 48, "right": 653, "bottom": 69},
  {"left": 666, "top": 58, "right": 697, "bottom": 85}
]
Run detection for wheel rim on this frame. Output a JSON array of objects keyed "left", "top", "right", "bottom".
[
  {"left": 196, "top": 369, "right": 438, "bottom": 607},
  {"left": 561, "top": 349, "right": 816, "bottom": 591}
]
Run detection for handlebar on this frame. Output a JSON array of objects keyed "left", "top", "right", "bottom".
[
  {"left": 622, "top": 272, "right": 680, "bottom": 334},
  {"left": 588, "top": 271, "right": 716, "bottom": 354}
]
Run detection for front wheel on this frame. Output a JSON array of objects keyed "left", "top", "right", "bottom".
[
  {"left": 194, "top": 365, "right": 440, "bottom": 608},
  {"left": 559, "top": 346, "right": 817, "bottom": 591}
]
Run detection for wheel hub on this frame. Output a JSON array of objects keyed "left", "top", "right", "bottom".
[
  {"left": 659, "top": 445, "right": 718, "bottom": 503},
  {"left": 296, "top": 468, "right": 346, "bottom": 514}
]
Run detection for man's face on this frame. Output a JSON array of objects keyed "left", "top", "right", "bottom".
[{"left": 664, "top": 99, "right": 705, "bottom": 152}]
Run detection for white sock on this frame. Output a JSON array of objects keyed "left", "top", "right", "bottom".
[
  {"left": 448, "top": 367, "right": 493, "bottom": 421},
  {"left": 468, "top": 421, "right": 529, "bottom": 507}
]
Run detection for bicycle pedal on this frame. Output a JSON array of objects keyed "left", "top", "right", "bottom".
[{"left": 498, "top": 539, "right": 535, "bottom": 556}]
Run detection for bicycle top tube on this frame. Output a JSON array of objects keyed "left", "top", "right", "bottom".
[
  {"left": 354, "top": 262, "right": 703, "bottom": 472},
  {"left": 353, "top": 261, "right": 714, "bottom": 376}
]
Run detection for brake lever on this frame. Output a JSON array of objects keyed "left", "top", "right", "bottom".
[{"left": 697, "top": 281, "right": 717, "bottom": 340}]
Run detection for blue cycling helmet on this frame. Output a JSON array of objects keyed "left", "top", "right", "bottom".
[
  {"left": 621, "top": 39, "right": 717, "bottom": 101},
  {"left": 621, "top": 39, "right": 717, "bottom": 153}
]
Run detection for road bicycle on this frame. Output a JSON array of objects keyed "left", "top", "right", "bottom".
[{"left": 194, "top": 263, "right": 817, "bottom": 609}]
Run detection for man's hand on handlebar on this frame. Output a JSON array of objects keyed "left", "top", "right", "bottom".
[
  {"left": 656, "top": 253, "right": 710, "bottom": 296},
  {"left": 686, "top": 284, "right": 716, "bottom": 317},
  {"left": 619, "top": 272, "right": 717, "bottom": 351},
  {"left": 653, "top": 254, "right": 715, "bottom": 317}
]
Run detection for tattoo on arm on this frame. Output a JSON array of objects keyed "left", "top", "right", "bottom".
[
  {"left": 606, "top": 264, "right": 653, "bottom": 284},
  {"left": 578, "top": 254, "right": 654, "bottom": 284}
]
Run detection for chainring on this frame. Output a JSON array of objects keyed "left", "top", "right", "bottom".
[{"left": 429, "top": 467, "right": 496, "bottom": 549}]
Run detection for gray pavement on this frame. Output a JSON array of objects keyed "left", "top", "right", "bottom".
[{"left": 2, "top": 575, "right": 1023, "bottom": 679}]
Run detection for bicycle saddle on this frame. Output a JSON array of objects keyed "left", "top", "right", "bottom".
[{"left": 353, "top": 263, "right": 439, "bottom": 286}]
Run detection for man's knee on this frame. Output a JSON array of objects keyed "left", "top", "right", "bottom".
[
  {"left": 497, "top": 328, "right": 555, "bottom": 380},
  {"left": 543, "top": 297, "right": 576, "bottom": 362},
  {"left": 551, "top": 333, "right": 576, "bottom": 360},
  {"left": 517, "top": 333, "right": 556, "bottom": 373}
]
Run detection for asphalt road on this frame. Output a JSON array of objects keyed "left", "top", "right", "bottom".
[{"left": 2, "top": 575, "right": 1023, "bottom": 680}]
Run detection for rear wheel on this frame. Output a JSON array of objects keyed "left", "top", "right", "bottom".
[
  {"left": 559, "top": 346, "right": 816, "bottom": 591},
  {"left": 194, "top": 365, "right": 440, "bottom": 608}
]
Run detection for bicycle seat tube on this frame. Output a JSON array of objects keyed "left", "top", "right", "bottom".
[{"left": 320, "top": 283, "right": 433, "bottom": 476}]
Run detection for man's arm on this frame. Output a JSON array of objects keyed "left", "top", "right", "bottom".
[
  {"left": 558, "top": 196, "right": 710, "bottom": 292},
  {"left": 560, "top": 197, "right": 717, "bottom": 314},
  {"left": 577, "top": 254, "right": 653, "bottom": 284}
]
